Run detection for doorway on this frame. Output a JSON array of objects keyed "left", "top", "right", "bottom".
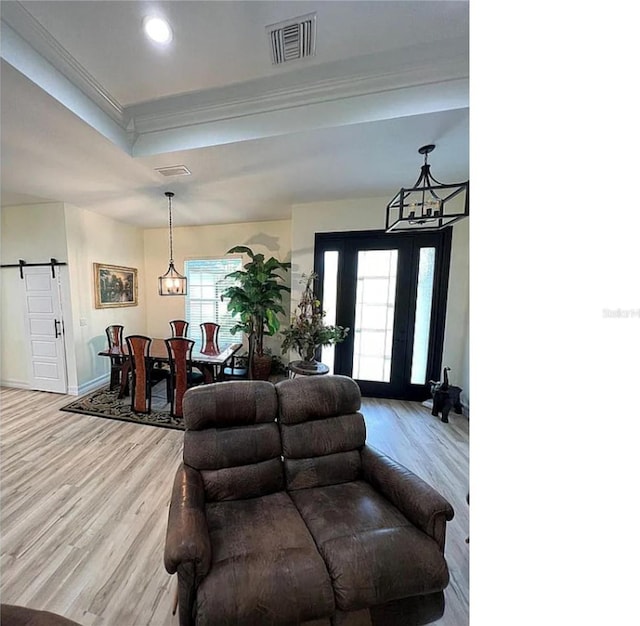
[
  {"left": 21, "top": 267, "right": 68, "bottom": 393},
  {"left": 314, "top": 229, "right": 451, "bottom": 400}
]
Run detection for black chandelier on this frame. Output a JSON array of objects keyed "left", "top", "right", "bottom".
[
  {"left": 158, "top": 191, "right": 187, "bottom": 296},
  {"left": 385, "top": 144, "right": 469, "bottom": 232}
]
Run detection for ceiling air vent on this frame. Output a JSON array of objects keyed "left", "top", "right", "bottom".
[
  {"left": 267, "top": 13, "right": 316, "bottom": 65},
  {"left": 155, "top": 165, "right": 191, "bottom": 177}
]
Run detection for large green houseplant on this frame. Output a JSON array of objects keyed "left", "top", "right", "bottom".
[
  {"left": 281, "top": 272, "right": 349, "bottom": 369},
  {"left": 222, "top": 246, "right": 291, "bottom": 379}
]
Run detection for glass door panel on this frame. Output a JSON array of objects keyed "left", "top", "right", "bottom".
[
  {"left": 352, "top": 249, "right": 398, "bottom": 382},
  {"left": 410, "top": 247, "right": 436, "bottom": 384},
  {"left": 321, "top": 251, "right": 339, "bottom": 373},
  {"left": 315, "top": 229, "right": 451, "bottom": 400}
]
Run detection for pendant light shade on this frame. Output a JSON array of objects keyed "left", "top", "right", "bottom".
[
  {"left": 385, "top": 144, "right": 469, "bottom": 232},
  {"left": 158, "top": 191, "right": 187, "bottom": 296},
  {"left": 158, "top": 261, "right": 187, "bottom": 295}
]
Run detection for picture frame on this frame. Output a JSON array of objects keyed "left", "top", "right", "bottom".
[{"left": 93, "top": 263, "right": 138, "bottom": 309}]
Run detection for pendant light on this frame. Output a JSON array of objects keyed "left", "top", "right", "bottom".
[
  {"left": 158, "top": 191, "right": 187, "bottom": 296},
  {"left": 385, "top": 144, "right": 469, "bottom": 232}
]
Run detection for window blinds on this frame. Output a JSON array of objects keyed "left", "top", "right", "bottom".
[{"left": 184, "top": 258, "right": 243, "bottom": 347}]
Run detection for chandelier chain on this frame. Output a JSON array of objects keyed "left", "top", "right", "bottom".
[{"left": 168, "top": 194, "right": 174, "bottom": 263}]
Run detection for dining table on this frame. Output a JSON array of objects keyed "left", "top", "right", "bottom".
[{"left": 99, "top": 338, "right": 242, "bottom": 407}]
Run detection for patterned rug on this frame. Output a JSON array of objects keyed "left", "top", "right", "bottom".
[{"left": 60, "top": 384, "right": 184, "bottom": 430}]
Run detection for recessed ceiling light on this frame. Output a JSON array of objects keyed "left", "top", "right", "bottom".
[{"left": 143, "top": 16, "right": 173, "bottom": 44}]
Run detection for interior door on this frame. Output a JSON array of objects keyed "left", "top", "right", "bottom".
[
  {"left": 22, "top": 267, "right": 68, "bottom": 393},
  {"left": 315, "top": 229, "right": 451, "bottom": 399}
]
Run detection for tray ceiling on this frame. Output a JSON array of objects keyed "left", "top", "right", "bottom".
[{"left": 1, "top": 1, "right": 469, "bottom": 227}]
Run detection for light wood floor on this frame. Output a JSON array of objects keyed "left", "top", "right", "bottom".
[{"left": 0, "top": 387, "right": 469, "bottom": 626}]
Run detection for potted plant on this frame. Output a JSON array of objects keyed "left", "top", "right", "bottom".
[
  {"left": 222, "top": 246, "right": 291, "bottom": 380},
  {"left": 281, "top": 272, "right": 349, "bottom": 371}
]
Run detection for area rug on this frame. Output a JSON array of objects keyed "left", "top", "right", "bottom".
[{"left": 60, "top": 385, "right": 184, "bottom": 430}]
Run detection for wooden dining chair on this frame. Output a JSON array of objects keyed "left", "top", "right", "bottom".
[
  {"left": 169, "top": 320, "right": 189, "bottom": 337},
  {"left": 105, "top": 325, "right": 125, "bottom": 391},
  {"left": 220, "top": 354, "right": 249, "bottom": 381},
  {"left": 164, "top": 337, "right": 204, "bottom": 418},
  {"left": 125, "top": 335, "right": 171, "bottom": 413},
  {"left": 200, "top": 322, "right": 220, "bottom": 353}
]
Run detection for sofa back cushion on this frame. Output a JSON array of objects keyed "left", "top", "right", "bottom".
[
  {"left": 182, "top": 381, "right": 283, "bottom": 501},
  {"left": 276, "top": 375, "right": 365, "bottom": 490}
]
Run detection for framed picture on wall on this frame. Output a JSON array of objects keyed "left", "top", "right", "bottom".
[{"left": 93, "top": 263, "right": 138, "bottom": 308}]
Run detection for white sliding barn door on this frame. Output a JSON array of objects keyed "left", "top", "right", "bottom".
[{"left": 22, "top": 267, "right": 68, "bottom": 393}]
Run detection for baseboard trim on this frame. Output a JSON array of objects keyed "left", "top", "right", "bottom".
[
  {"left": 3, "top": 375, "right": 110, "bottom": 396},
  {"left": 0, "top": 378, "right": 31, "bottom": 390},
  {"left": 70, "top": 374, "right": 109, "bottom": 397}
]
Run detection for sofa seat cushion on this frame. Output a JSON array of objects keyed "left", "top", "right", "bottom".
[
  {"left": 197, "top": 491, "right": 335, "bottom": 625},
  {"left": 290, "top": 481, "right": 450, "bottom": 612}
]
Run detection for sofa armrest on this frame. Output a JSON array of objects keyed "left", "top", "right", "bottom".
[
  {"left": 164, "top": 464, "right": 211, "bottom": 577},
  {"left": 361, "top": 445, "right": 454, "bottom": 552}
]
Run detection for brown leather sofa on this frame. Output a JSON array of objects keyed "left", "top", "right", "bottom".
[
  {"left": 164, "top": 375, "right": 454, "bottom": 626},
  {"left": 0, "top": 604, "right": 82, "bottom": 626}
]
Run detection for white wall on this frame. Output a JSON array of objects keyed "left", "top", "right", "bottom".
[
  {"left": 291, "top": 197, "right": 470, "bottom": 407},
  {"left": 63, "top": 204, "right": 147, "bottom": 394},
  {"left": 291, "top": 197, "right": 384, "bottom": 298},
  {"left": 0, "top": 203, "right": 73, "bottom": 388},
  {"left": 443, "top": 219, "right": 469, "bottom": 405},
  {"left": 143, "top": 219, "right": 291, "bottom": 354},
  {"left": 0, "top": 203, "right": 146, "bottom": 395}
]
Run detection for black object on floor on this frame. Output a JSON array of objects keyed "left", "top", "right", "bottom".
[{"left": 428, "top": 367, "right": 463, "bottom": 423}]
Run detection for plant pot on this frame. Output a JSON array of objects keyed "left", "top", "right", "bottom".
[
  {"left": 251, "top": 354, "right": 272, "bottom": 380},
  {"left": 297, "top": 359, "right": 322, "bottom": 372}
]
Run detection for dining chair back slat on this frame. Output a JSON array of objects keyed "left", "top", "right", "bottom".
[
  {"left": 126, "top": 335, "right": 151, "bottom": 413},
  {"left": 169, "top": 320, "right": 189, "bottom": 337},
  {"left": 126, "top": 335, "right": 171, "bottom": 413},
  {"left": 106, "top": 325, "right": 124, "bottom": 348},
  {"left": 105, "top": 325, "right": 125, "bottom": 390},
  {"left": 165, "top": 337, "right": 203, "bottom": 418},
  {"left": 200, "top": 322, "right": 220, "bottom": 354}
]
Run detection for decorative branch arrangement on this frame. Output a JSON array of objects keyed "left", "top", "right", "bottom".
[{"left": 281, "top": 272, "right": 349, "bottom": 364}]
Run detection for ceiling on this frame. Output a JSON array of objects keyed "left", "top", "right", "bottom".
[{"left": 0, "top": 1, "right": 469, "bottom": 228}]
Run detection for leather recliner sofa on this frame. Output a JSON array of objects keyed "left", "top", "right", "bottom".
[
  {"left": 164, "top": 375, "right": 454, "bottom": 626},
  {"left": 0, "top": 605, "right": 82, "bottom": 626}
]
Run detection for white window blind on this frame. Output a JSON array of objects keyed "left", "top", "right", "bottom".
[{"left": 184, "top": 258, "right": 243, "bottom": 347}]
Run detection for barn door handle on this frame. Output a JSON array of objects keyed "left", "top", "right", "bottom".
[{"left": 54, "top": 319, "right": 62, "bottom": 338}]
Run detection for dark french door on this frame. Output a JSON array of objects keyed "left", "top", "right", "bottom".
[{"left": 314, "top": 229, "right": 452, "bottom": 400}]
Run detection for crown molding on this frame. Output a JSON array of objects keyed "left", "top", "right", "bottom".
[
  {"left": 127, "top": 39, "right": 468, "bottom": 135},
  {"left": 131, "top": 78, "right": 469, "bottom": 157},
  {"left": 130, "top": 65, "right": 467, "bottom": 136},
  {"left": 1, "top": 1, "right": 126, "bottom": 126}
]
